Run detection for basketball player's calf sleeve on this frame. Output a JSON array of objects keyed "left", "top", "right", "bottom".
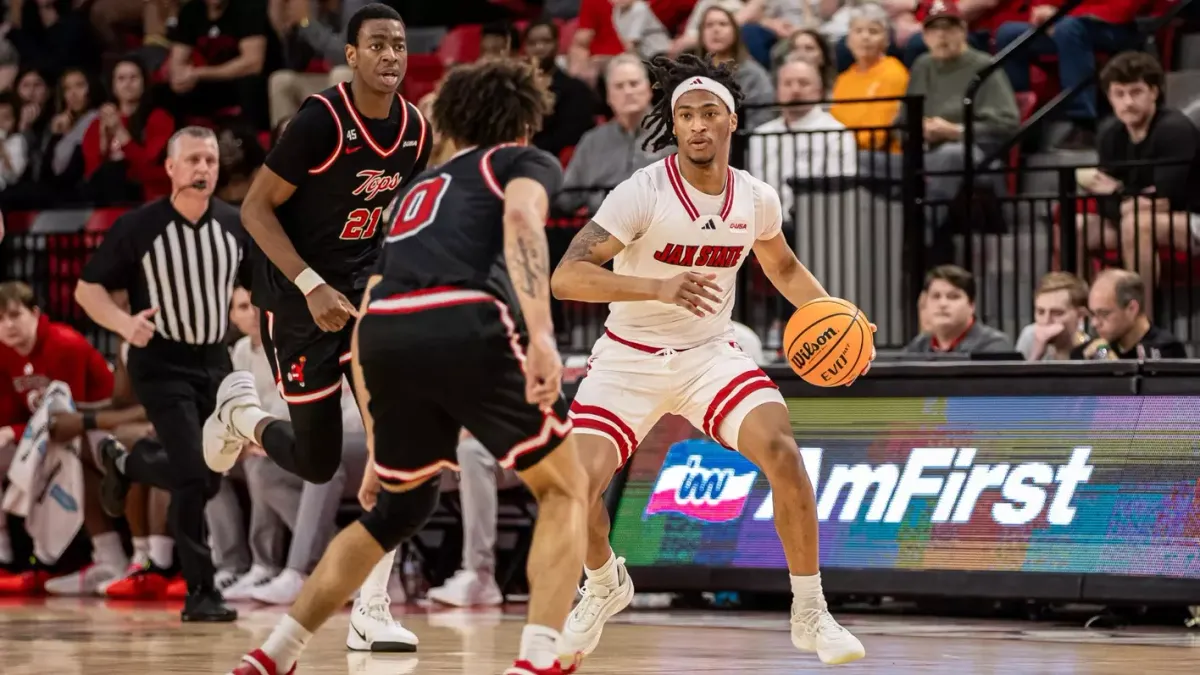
[
  {"left": 260, "top": 396, "right": 344, "bottom": 484},
  {"left": 358, "top": 480, "right": 441, "bottom": 552}
]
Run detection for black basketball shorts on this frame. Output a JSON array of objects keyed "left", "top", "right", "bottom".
[
  {"left": 355, "top": 286, "right": 572, "bottom": 487},
  {"left": 259, "top": 295, "right": 358, "bottom": 407}
]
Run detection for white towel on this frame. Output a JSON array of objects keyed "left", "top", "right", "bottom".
[{"left": 2, "top": 381, "right": 85, "bottom": 563}]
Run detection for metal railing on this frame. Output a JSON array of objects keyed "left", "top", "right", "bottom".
[
  {"left": 6, "top": 99, "right": 1200, "bottom": 356},
  {"left": 963, "top": 0, "right": 1194, "bottom": 187}
]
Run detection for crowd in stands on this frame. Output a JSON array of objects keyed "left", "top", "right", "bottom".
[{"left": 0, "top": 0, "right": 1198, "bottom": 603}]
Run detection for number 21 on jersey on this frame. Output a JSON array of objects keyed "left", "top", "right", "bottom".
[{"left": 385, "top": 174, "right": 451, "bottom": 243}]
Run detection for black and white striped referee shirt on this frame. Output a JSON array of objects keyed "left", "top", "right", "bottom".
[{"left": 81, "top": 198, "right": 245, "bottom": 345}]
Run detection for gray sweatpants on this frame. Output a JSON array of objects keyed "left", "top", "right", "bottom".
[
  {"left": 207, "top": 433, "right": 368, "bottom": 574},
  {"left": 441, "top": 437, "right": 522, "bottom": 574}
]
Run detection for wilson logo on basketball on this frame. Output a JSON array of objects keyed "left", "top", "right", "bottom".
[
  {"left": 789, "top": 327, "right": 837, "bottom": 372},
  {"left": 353, "top": 169, "right": 403, "bottom": 201}
]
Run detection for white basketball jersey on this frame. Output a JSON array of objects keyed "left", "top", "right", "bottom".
[{"left": 590, "top": 154, "right": 783, "bottom": 350}]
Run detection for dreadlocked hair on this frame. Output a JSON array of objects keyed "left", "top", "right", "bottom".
[
  {"left": 641, "top": 53, "right": 744, "bottom": 153},
  {"left": 433, "top": 59, "right": 555, "bottom": 149}
]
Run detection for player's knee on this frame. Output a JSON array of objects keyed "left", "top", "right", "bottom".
[
  {"left": 357, "top": 478, "right": 440, "bottom": 552},
  {"left": 523, "top": 449, "right": 589, "bottom": 510},
  {"left": 294, "top": 448, "right": 341, "bottom": 484},
  {"left": 751, "top": 432, "right": 803, "bottom": 477},
  {"left": 290, "top": 399, "right": 345, "bottom": 484}
]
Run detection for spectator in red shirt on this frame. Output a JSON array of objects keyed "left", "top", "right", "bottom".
[
  {"left": 82, "top": 56, "right": 175, "bottom": 204},
  {"left": 994, "top": 0, "right": 1149, "bottom": 150},
  {"left": 568, "top": 0, "right": 627, "bottom": 86},
  {"left": 0, "top": 281, "right": 113, "bottom": 448},
  {"left": 0, "top": 281, "right": 115, "bottom": 590}
]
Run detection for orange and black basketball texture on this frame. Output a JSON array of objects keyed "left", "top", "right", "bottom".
[{"left": 784, "top": 297, "right": 873, "bottom": 387}]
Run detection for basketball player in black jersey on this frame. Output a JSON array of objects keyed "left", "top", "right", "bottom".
[
  {"left": 224, "top": 59, "right": 589, "bottom": 675},
  {"left": 202, "top": 3, "right": 427, "bottom": 653}
]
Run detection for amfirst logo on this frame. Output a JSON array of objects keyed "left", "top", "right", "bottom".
[{"left": 753, "top": 447, "right": 1095, "bottom": 526}]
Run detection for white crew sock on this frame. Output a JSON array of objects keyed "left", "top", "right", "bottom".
[
  {"left": 359, "top": 549, "right": 397, "bottom": 601},
  {"left": 790, "top": 572, "right": 827, "bottom": 610},
  {"left": 261, "top": 614, "right": 313, "bottom": 672},
  {"left": 131, "top": 536, "right": 149, "bottom": 566},
  {"left": 92, "top": 532, "right": 128, "bottom": 569},
  {"left": 583, "top": 550, "right": 619, "bottom": 588},
  {"left": 519, "top": 624, "right": 561, "bottom": 670},
  {"left": 231, "top": 405, "right": 274, "bottom": 442},
  {"left": 148, "top": 535, "right": 174, "bottom": 569}
]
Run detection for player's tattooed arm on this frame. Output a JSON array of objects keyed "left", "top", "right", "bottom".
[
  {"left": 510, "top": 229, "right": 549, "bottom": 299},
  {"left": 557, "top": 221, "right": 620, "bottom": 266},
  {"left": 503, "top": 178, "right": 556, "bottom": 340},
  {"left": 551, "top": 221, "right": 667, "bottom": 304}
]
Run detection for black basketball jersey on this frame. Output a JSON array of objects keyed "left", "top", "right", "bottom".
[
  {"left": 372, "top": 144, "right": 564, "bottom": 313},
  {"left": 253, "top": 82, "right": 430, "bottom": 311}
]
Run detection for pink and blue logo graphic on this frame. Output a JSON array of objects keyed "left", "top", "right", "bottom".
[{"left": 644, "top": 440, "right": 759, "bottom": 523}]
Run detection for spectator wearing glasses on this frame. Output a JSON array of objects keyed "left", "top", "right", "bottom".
[
  {"left": 829, "top": 4, "right": 910, "bottom": 152},
  {"left": 1072, "top": 269, "right": 1186, "bottom": 359}
]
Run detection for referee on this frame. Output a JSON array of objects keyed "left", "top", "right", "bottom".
[{"left": 75, "top": 126, "right": 244, "bottom": 622}]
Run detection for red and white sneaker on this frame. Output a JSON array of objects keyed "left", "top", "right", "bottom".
[
  {"left": 228, "top": 649, "right": 296, "bottom": 675},
  {"left": 503, "top": 659, "right": 579, "bottom": 675},
  {"left": 0, "top": 570, "right": 50, "bottom": 596},
  {"left": 164, "top": 576, "right": 188, "bottom": 600},
  {"left": 103, "top": 563, "right": 171, "bottom": 599}
]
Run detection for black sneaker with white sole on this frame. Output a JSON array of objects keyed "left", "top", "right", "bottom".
[{"left": 98, "top": 438, "right": 131, "bottom": 519}]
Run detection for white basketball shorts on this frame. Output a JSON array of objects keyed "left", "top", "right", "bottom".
[{"left": 569, "top": 330, "right": 786, "bottom": 466}]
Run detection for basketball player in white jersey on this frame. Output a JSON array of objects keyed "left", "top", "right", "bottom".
[{"left": 550, "top": 54, "right": 870, "bottom": 665}]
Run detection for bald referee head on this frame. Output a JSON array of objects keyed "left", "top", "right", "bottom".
[{"left": 166, "top": 126, "right": 219, "bottom": 202}]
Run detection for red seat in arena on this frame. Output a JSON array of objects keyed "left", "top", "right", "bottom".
[
  {"left": 404, "top": 54, "right": 445, "bottom": 102},
  {"left": 438, "top": 24, "right": 482, "bottom": 66}
]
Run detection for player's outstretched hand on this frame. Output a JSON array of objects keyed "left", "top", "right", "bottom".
[
  {"left": 524, "top": 333, "right": 563, "bottom": 410},
  {"left": 657, "top": 271, "right": 723, "bottom": 317},
  {"left": 306, "top": 284, "right": 358, "bottom": 332}
]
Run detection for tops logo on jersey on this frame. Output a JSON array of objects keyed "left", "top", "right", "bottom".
[
  {"left": 354, "top": 170, "right": 403, "bottom": 202},
  {"left": 644, "top": 440, "right": 758, "bottom": 523}
]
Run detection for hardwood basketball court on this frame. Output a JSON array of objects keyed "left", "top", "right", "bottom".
[{"left": 0, "top": 598, "right": 1195, "bottom": 673}]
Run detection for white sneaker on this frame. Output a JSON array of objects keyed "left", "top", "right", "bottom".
[
  {"left": 44, "top": 562, "right": 125, "bottom": 596},
  {"left": 249, "top": 568, "right": 307, "bottom": 605},
  {"left": 427, "top": 569, "right": 503, "bottom": 608},
  {"left": 790, "top": 605, "right": 865, "bottom": 665},
  {"left": 561, "top": 557, "right": 635, "bottom": 656},
  {"left": 346, "top": 594, "right": 419, "bottom": 652},
  {"left": 222, "top": 564, "right": 278, "bottom": 601},
  {"left": 214, "top": 568, "right": 240, "bottom": 592},
  {"left": 203, "top": 371, "right": 260, "bottom": 473}
]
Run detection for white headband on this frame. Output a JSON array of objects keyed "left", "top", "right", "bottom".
[{"left": 671, "top": 76, "right": 735, "bottom": 114}]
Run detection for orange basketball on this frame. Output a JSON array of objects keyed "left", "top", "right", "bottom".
[{"left": 783, "top": 298, "right": 873, "bottom": 387}]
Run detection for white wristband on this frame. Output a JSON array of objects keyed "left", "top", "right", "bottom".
[{"left": 294, "top": 267, "right": 326, "bottom": 296}]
